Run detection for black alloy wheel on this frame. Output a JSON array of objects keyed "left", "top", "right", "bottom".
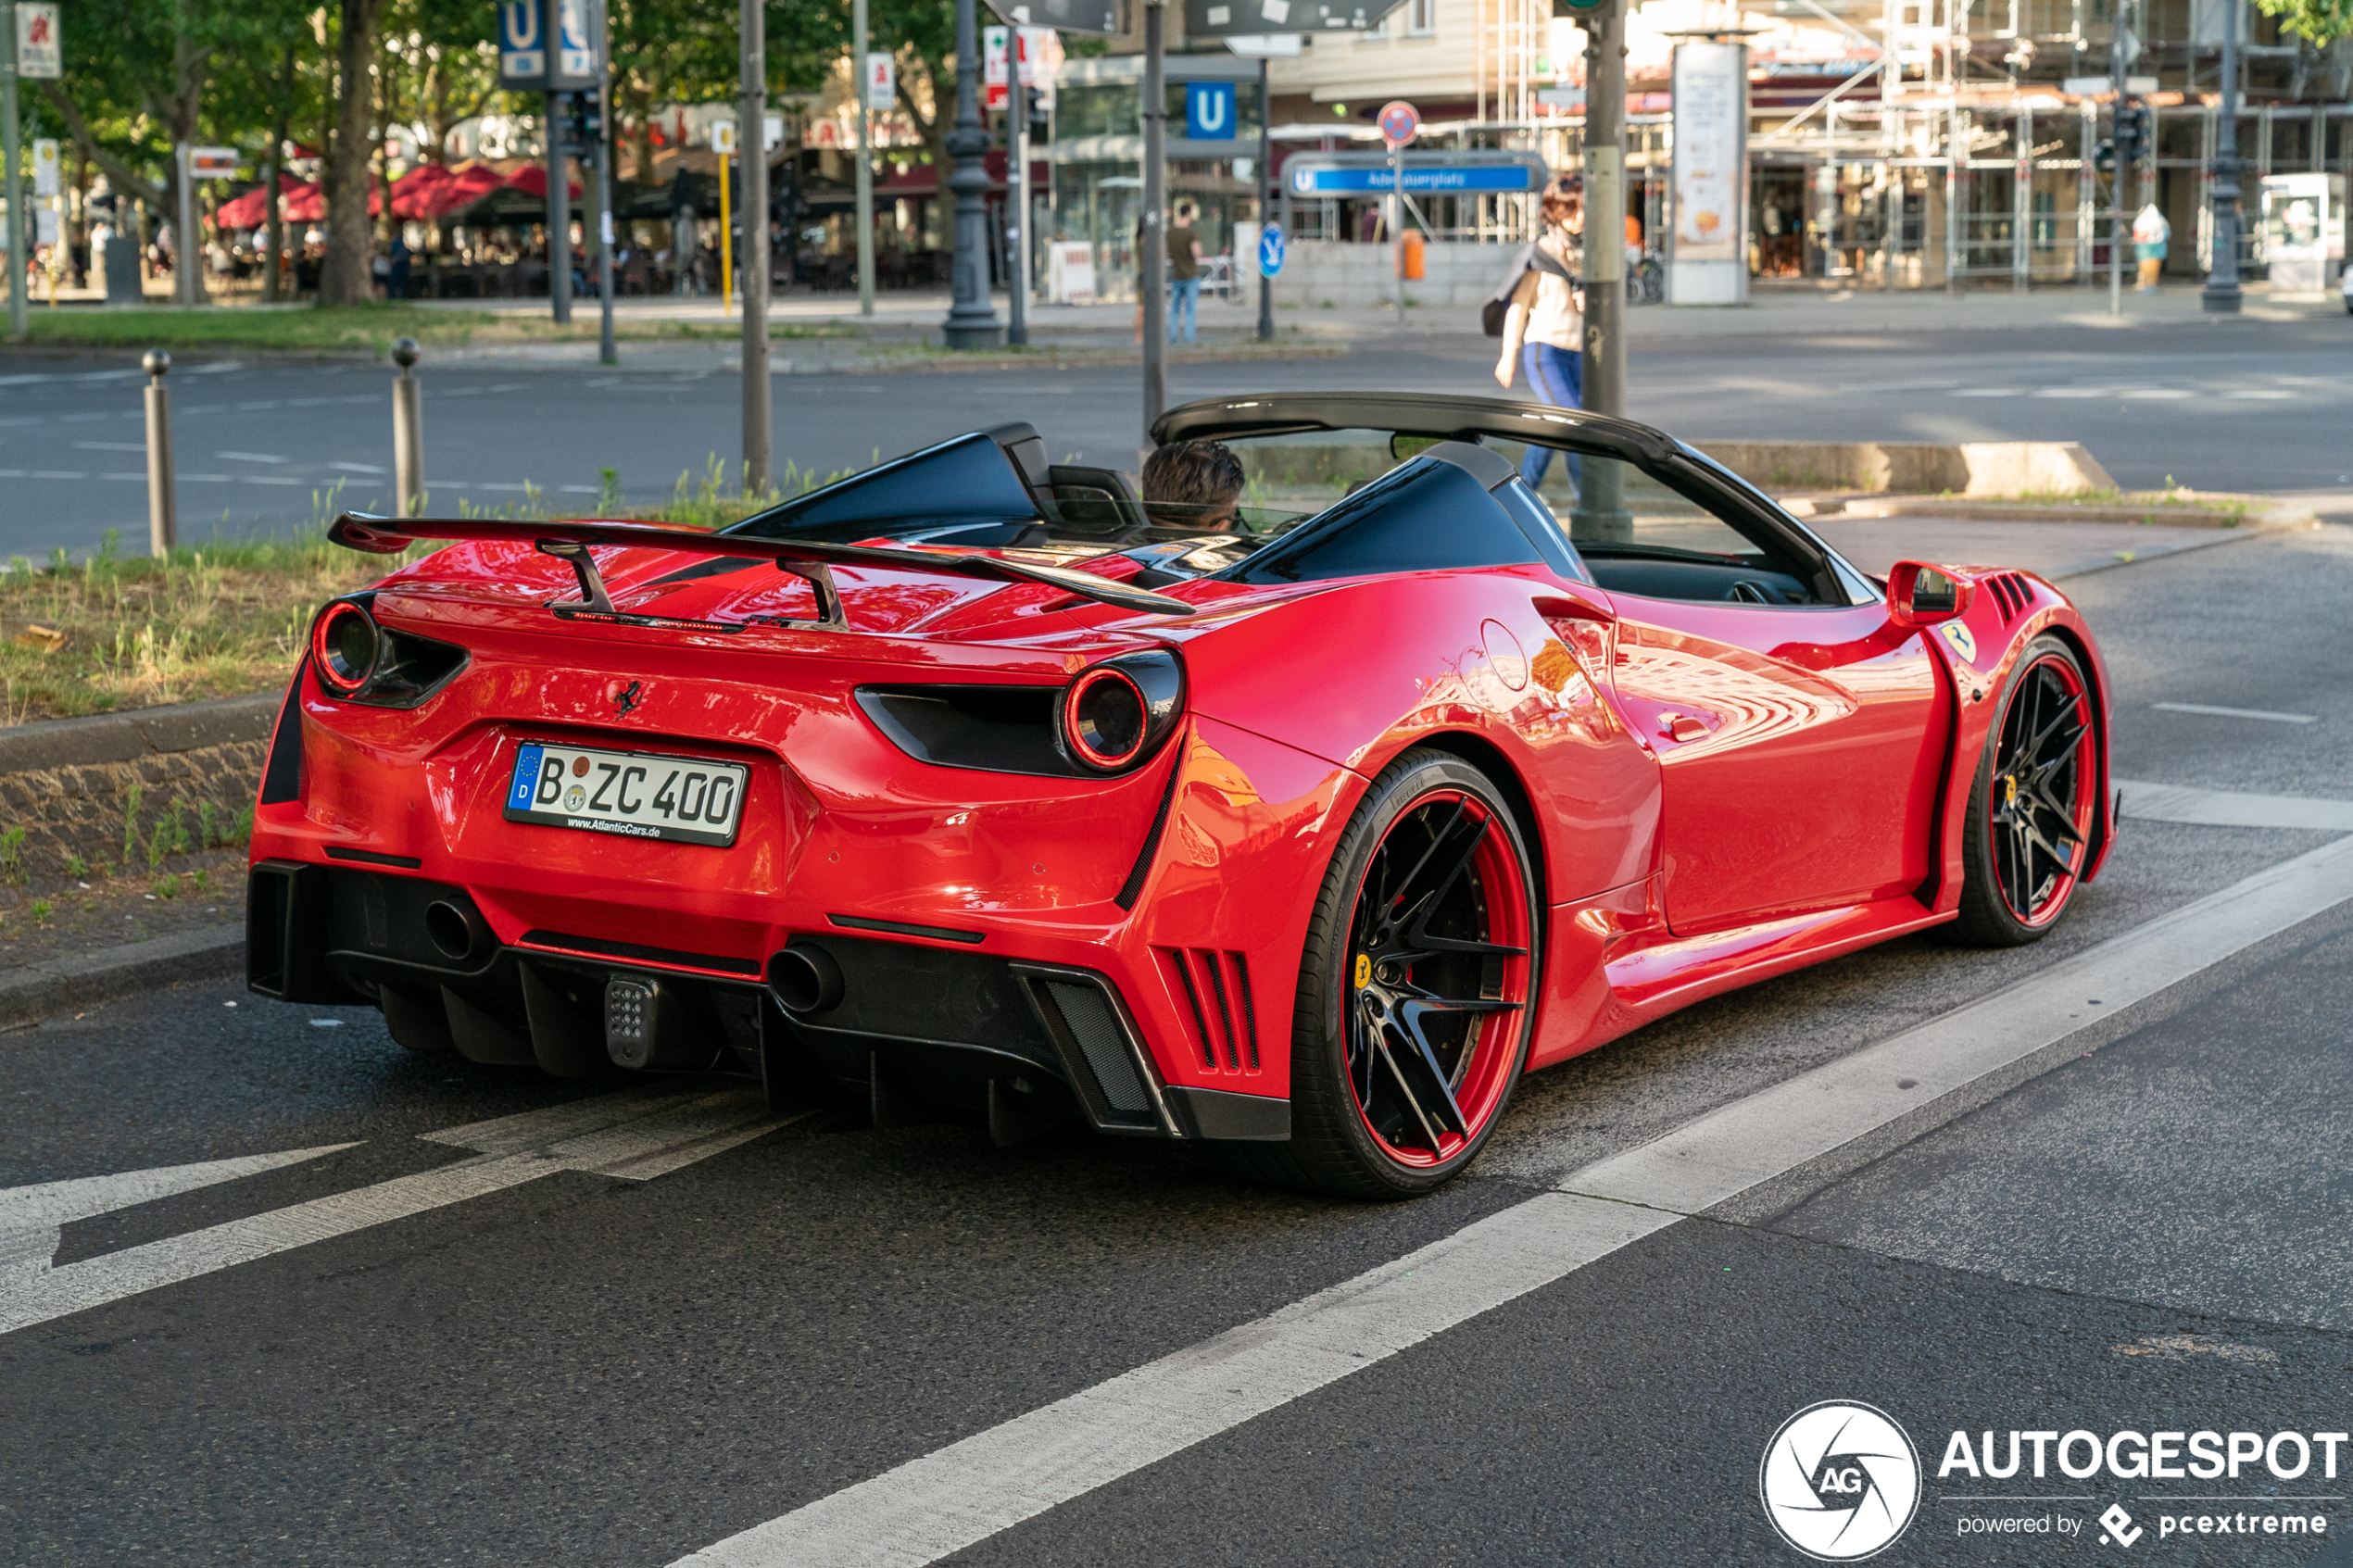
[
  {"left": 1949, "top": 634, "right": 2099, "bottom": 947},
  {"left": 1230, "top": 749, "right": 1540, "bottom": 1200}
]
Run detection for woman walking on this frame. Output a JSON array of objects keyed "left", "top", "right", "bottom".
[{"left": 1493, "top": 174, "right": 1588, "bottom": 490}]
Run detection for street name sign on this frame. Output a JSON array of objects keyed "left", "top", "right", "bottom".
[
  {"left": 1184, "top": 0, "right": 1408, "bottom": 36},
  {"left": 1286, "top": 149, "right": 1549, "bottom": 195}
]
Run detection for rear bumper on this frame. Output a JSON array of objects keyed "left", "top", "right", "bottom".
[{"left": 248, "top": 859, "right": 1289, "bottom": 1144}]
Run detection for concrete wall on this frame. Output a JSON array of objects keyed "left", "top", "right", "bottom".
[
  {"left": 1692, "top": 440, "right": 2120, "bottom": 498},
  {"left": 1275, "top": 238, "right": 1518, "bottom": 310},
  {"left": 0, "top": 693, "right": 276, "bottom": 876}
]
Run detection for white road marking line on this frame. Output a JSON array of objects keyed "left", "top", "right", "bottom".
[
  {"left": 70, "top": 440, "right": 149, "bottom": 452},
  {"left": 677, "top": 1197, "right": 1675, "bottom": 1568},
  {"left": 1562, "top": 833, "right": 2353, "bottom": 1212},
  {"left": 0, "top": 1085, "right": 800, "bottom": 1337},
  {"left": 215, "top": 450, "right": 289, "bottom": 464},
  {"left": 329, "top": 461, "right": 389, "bottom": 474},
  {"left": 2152, "top": 701, "right": 2317, "bottom": 724},
  {"left": 27, "top": 470, "right": 87, "bottom": 480},
  {"left": 2119, "top": 778, "right": 2353, "bottom": 833},
  {"left": 2118, "top": 388, "right": 2195, "bottom": 399},
  {"left": 674, "top": 834, "right": 2353, "bottom": 1568},
  {"left": 2223, "top": 389, "right": 2296, "bottom": 400},
  {"left": 1, "top": 1145, "right": 359, "bottom": 1279}
]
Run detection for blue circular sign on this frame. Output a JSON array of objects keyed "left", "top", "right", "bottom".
[{"left": 1258, "top": 222, "right": 1286, "bottom": 278}]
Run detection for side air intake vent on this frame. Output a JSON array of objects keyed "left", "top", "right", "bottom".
[
  {"left": 1012, "top": 964, "right": 1172, "bottom": 1136},
  {"left": 1985, "top": 572, "right": 2035, "bottom": 625},
  {"left": 1157, "top": 947, "right": 1260, "bottom": 1073}
]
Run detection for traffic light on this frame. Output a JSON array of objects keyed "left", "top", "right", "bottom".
[
  {"left": 1024, "top": 86, "right": 1049, "bottom": 144},
  {"left": 2093, "top": 139, "right": 2116, "bottom": 173},
  {"left": 2111, "top": 103, "right": 2149, "bottom": 169}
]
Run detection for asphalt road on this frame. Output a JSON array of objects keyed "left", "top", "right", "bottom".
[
  {"left": 2, "top": 312, "right": 2346, "bottom": 558},
  {"left": 3, "top": 515, "right": 2350, "bottom": 1564}
]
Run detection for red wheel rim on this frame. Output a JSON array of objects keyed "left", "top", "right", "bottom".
[
  {"left": 1340, "top": 790, "right": 1533, "bottom": 1169},
  {"left": 1989, "top": 652, "right": 2095, "bottom": 927}
]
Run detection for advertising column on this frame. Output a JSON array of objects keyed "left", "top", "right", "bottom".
[{"left": 1668, "top": 39, "right": 1748, "bottom": 307}]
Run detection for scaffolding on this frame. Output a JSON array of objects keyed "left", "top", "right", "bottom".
[{"left": 1751, "top": 0, "right": 2353, "bottom": 285}]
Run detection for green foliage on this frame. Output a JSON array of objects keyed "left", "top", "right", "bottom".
[
  {"left": 67, "top": 855, "right": 89, "bottom": 879},
  {"left": 0, "top": 826, "right": 26, "bottom": 888},
  {"left": 122, "top": 783, "right": 145, "bottom": 864},
  {"left": 2254, "top": 0, "right": 2353, "bottom": 41},
  {"left": 157, "top": 872, "right": 182, "bottom": 899},
  {"left": 31, "top": 899, "right": 54, "bottom": 923}
]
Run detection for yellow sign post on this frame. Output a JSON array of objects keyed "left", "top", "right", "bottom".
[{"left": 711, "top": 120, "right": 736, "bottom": 317}]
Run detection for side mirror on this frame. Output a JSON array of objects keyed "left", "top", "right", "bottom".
[{"left": 1886, "top": 560, "right": 1974, "bottom": 626}]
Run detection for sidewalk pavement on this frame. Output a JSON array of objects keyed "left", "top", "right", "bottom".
[{"left": 396, "top": 277, "right": 2346, "bottom": 371}]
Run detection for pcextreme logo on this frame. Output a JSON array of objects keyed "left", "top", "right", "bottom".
[{"left": 1761, "top": 1401, "right": 1924, "bottom": 1561}]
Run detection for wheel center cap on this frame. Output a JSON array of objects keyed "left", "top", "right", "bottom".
[{"left": 2004, "top": 775, "right": 2020, "bottom": 808}]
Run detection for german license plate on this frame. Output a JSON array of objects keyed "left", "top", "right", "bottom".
[{"left": 504, "top": 742, "right": 749, "bottom": 847}]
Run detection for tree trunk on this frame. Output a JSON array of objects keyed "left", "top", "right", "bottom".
[
  {"left": 319, "top": 0, "right": 385, "bottom": 307},
  {"left": 264, "top": 46, "right": 296, "bottom": 303}
]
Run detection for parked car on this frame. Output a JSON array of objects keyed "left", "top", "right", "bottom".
[{"left": 248, "top": 393, "right": 2116, "bottom": 1198}]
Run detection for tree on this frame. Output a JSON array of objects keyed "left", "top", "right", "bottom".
[
  {"left": 2255, "top": 0, "right": 2353, "bottom": 44},
  {"left": 320, "top": 0, "right": 389, "bottom": 304},
  {"left": 34, "top": 0, "right": 284, "bottom": 296}
]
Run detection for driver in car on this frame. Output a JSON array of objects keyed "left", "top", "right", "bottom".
[{"left": 1140, "top": 440, "right": 1245, "bottom": 533}]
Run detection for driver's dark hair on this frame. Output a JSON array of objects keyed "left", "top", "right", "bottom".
[{"left": 1141, "top": 440, "right": 1245, "bottom": 508}]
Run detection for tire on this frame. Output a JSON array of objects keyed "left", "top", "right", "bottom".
[
  {"left": 1946, "top": 634, "right": 2099, "bottom": 947},
  {"left": 1233, "top": 748, "right": 1541, "bottom": 1199}
]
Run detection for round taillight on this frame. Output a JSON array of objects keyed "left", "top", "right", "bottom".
[
  {"left": 1063, "top": 666, "right": 1150, "bottom": 771},
  {"left": 312, "top": 601, "right": 380, "bottom": 695}
]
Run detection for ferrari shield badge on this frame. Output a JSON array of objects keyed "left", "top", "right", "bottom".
[{"left": 1938, "top": 621, "right": 1978, "bottom": 662}]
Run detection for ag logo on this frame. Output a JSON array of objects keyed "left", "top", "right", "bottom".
[
  {"left": 1759, "top": 1401, "right": 1921, "bottom": 1561},
  {"left": 1938, "top": 621, "right": 1978, "bottom": 662}
]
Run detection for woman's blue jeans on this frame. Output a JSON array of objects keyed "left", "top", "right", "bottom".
[{"left": 1518, "top": 343, "right": 1584, "bottom": 488}]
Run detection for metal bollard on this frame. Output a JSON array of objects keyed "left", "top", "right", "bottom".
[
  {"left": 390, "top": 336, "right": 423, "bottom": 518},
  {"left": 143, "top": 349, "right": 176, "bottom": 556}
]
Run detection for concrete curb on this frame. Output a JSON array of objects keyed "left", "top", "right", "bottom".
[
  {"left": 0, "top": 922, "right": 245, "bottom": 1029},
  {"left": 0, "top": 691, "right": 279, "bottom": 773},
  {"left": 2047, "top": 513, "right": 2320, "bottom": 581}
]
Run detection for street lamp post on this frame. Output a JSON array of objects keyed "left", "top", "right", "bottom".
[
  {"left": 854, "top": 0, "right": 875, "bottom": 317},
  {"left": 1256, "top": 56, "right": 1273, "bottom": 343},
  {"left": 942, "top": 0, "right": 1002, "bottom": 348},
  {"left": 547, "top": 92, "right": 572, "bottom": 326},
  {"left": 2201, "top": 0, "right": 2243, "bottom": 314},
  {"left": 1576, "top": 0, "right": 1631, "bottom": 544},
  {"left": 740, "top": 0, "right": 771, "bottom": 488},
  {"left": 2107, "top": 0, "right": 2128, "bottom": 317},
  {"left": 1140, "top": 0, "right": 1166, "bottom": 433},
  {"left": 4, "top": 0, "right": 27, "bottom": 343}
]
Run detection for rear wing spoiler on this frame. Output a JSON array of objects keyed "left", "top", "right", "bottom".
[{"left": 328, "top": 512, "right": 1196, "bottom": 621}]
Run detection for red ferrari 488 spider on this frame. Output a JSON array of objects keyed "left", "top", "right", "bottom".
[{"left": 247, "top": 393, "right": 2115, "bottom": 1198}]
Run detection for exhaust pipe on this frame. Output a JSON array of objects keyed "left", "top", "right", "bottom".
[
  {"left": 423, "top": 898, "right": 489, "bottom": 963},
  {"left": 767, "top": 942, "right": 845, "bottom": 1015}
]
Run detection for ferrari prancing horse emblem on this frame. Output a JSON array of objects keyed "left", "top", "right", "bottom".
[
  {"left": 612, "top": 680, "right": 643, "bottom": 717},
  {"left": 1938, "top": 622, "right": 1978, "bottom": 662}
]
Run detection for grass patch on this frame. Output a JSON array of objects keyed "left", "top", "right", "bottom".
[
  {"left": 0, "top": 458, "right": 850, "bottom": 724},
  {"left": 19, "top": 303, "right": 860, "bottom": 356}
]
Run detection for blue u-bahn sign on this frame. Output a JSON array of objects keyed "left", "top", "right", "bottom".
[{"left": 1285, "top": 150, "right": 1550, "bottom": 196}]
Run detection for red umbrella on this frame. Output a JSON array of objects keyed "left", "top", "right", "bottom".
[
  {"left": 214, "top": 174, "right": 308, "bottom": 230},
  {"left": 418, "top": 162, "right": 506, "bottom": 220},
  {"left": 387, "top": 163, "right": 455, "bottom": 220},
  {"left": 501, "top": 163, "right": 583, "bottom": 201}
]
